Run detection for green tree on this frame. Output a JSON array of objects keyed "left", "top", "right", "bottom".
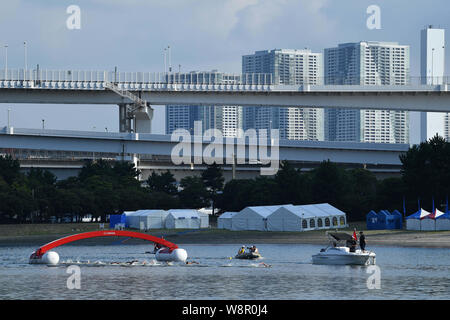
[
  {"left": 376, "top": 177, "right": 408, "bottom": 213},
  {"left": 179, "top": 176, "right": 209, "bottom": 209},
  {"left": 274, "top": 160, "right": 312, "bottom": 205},
  {"left": 217, "top": 179, "right": 257, "bottom": 212},
  {"left": 147, "top": 170, "right": 178, "bottom": 195},
  {"left": 344, "top": 169, "right": 378, "bottom": 221},
  {"left": 201, "top": 163, "right": 225, "bottom": 215},
  {"left": 309, "top": 160, "right": 350, "bottom": 211},
  {"left": 0, "top": 155, "right": 21, "bottom": 185},
  {"left": 400, "top": 134, "right": 450, "bottom": 206}
]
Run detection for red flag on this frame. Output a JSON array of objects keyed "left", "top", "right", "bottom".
[{"left": 352, "top": 230, "right": 357, "bottom": 241}]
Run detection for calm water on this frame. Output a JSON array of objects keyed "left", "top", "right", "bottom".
[{"left": 0, "top": 243, "right": 449, "bottom": 300}]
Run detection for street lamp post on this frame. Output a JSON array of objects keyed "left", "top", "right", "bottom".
[
  {"left": 24, "top": 41, "right": 28, "bottom": 81},
  {"left": 168, "top": 45, "right": 172, "bottom": 73},
  {"left": 163, "top": 48, "right": 167, "bottom": 73},
  {"left": 7, "top": 108, "right": 11, "bottom": 131},
  {"left": 4, "top": 44, "right": 8, "bottom": 81}
]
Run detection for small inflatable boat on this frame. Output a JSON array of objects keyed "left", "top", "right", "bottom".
[{"left": 234, "top": 252, "right": 261, "bottom": 260}]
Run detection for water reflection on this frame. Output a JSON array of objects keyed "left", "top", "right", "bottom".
[{"left": 0, "top": 244, "right": 449, "bottom": 299}]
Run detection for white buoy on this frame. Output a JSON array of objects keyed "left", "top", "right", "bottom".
[
  {"left": 41, "top": 251, "right": 60, "bottom": 265},
  {"left": 155, "top": 248, "right": 187, "bottom": 262}
]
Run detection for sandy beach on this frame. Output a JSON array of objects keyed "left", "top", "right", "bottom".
[{"left": 1, "top": 222, "right": 450, "bottom": 248}]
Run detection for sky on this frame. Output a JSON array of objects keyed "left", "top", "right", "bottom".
[{"left": 0, "top": 0, "right": 449, "bottom": 142}]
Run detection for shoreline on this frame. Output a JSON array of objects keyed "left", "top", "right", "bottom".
[{"left": 1, "top": 223, "right": 450, "bottom": 249}]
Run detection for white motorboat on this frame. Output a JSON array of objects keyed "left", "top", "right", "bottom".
[{"left": 312, "top": 232, "right": 376, "bottom": 266}]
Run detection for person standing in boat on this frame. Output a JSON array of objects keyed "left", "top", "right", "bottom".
[{"left": 359, "top": 231, "right": 366, "bottom": 252}]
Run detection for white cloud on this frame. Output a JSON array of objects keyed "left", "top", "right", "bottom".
[{"left": 189, "top": 0, "right": 259, "bottom": 39}]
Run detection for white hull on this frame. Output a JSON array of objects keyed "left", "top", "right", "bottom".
[
  {"left": 312, "top": 247, "right": 376, "bottom": 266},
  {"left": 312, "top": 253, "right": 375, "bottom": 266}
]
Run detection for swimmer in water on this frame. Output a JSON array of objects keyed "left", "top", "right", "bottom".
[
  {"left": 259, "top": 262, "right": 271, "bottom": 268},
  {"left": 185, "top": 261, "right": 199, "bottom": 265}
]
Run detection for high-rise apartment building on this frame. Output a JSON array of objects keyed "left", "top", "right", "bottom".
[
  {"left": 242, "top": 49, "right": 324, "bottom": 141},
  {"left": 324, "top": 41, "right": 410, "bottom": 144},
  {"left": 420, "top": 26, "right": 447, "bottom": 142},
  {"left": 165, "top": 71, "right": 243, "bottom": 137}
]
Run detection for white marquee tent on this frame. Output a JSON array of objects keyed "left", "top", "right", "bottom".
[
  {"left": 312, "top": 203, "right": 348, "bottom": 228},
  {"left": 267, "top": 203, "right": 347, "bottom": 232},
  {"left": 140, "top": 210, "right": 169, "bottom": 229},
  {"left": 217, "top": 212, "right": 238, "bottom": 230},
  {"left": 230, "top": 205, "right": 292, "bottom": 231},
  {"left": 126, "top": 210, "right": 148, "bottom": 230},
  {"left": 267, "top": 205, "right": 315, "bottom": 231},
  {"left": 165, "top": 209, "right": 203, "bottom": 229}
]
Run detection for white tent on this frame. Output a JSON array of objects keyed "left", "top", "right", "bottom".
[
  {"left": 122, "top": 211, "right": 135, "bottom": 228},
  {"left": 267, "top": 203, "right": 347, "bottom": 232},
  {"left": 127, "top": 210, "right": 148, "bottom": 230},
  {"left": 297, "top": 204, "right": 330, "bottom": 230},
  {"left": 217, "top": 212, "right": 237, "bottom": 230},
  {"left": 138, "top": 210, "right": 168, "bottom": 229},
  {"left": 312, "top": 203, "right": 348, "bottom": 228},
  {"left": 198, "top": 211, "right": 210, "bottom": 228},
  {"left": 165, "top": 209, "right": 202, "bottom": 229},
  {"left": 267, "top": 205, "right": 316, "bottom": 231},
  {"left": 231, "top": 205, "right": 291, "bottom": 231}
]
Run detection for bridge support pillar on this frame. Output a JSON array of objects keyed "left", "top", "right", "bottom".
[
  {"left": 118, "top": 103, "right": 153, "bottom": 133},
  {"left": 134, "top": 105, "right": 154, "bottom": 133},
  {"left": 119, "top": 103, "right": 132, "bottom": 133}
]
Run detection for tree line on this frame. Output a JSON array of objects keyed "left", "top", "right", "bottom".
[{"left": 0, "top": 135, "right": 449, "bottom": 223}]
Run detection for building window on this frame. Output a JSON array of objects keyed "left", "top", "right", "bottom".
[
  {"left": 325, "top": 218, "right": 330, "bottom": 227},
  {"left": 310, "top": 219, "right": 315, "bottom": 228}
]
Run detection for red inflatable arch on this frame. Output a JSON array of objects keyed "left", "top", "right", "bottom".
[{"left": 31, "top": 230, "right": 178, "bottom": 258}]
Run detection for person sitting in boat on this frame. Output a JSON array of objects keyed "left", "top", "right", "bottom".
[
  {"left": 349, "top": 239, "right": 357, "bottom": 252},
  {"left": 249, "top": 245, "right": 259, "bottom": 254},
  {"left": 238, "top": 246, "right": 246, "bottom": 255}
]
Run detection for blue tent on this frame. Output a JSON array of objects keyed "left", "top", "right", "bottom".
[
  {"left": 405, "top": 210, "right": 421, "bottom": 219},
  {"left": 366, "top": 210, "right": 402, "bottom": 230},
  {"left": 109, "top": 214, "right": 126, "bottom": 229},
  {"left": 379, "top": 210, "right": 397, "bottom": 229},
  {"left": 366, "top": 210, "right": 379, "bottom": 230},
  {"left": 391, "top": 210, "right": 403, "bottom": 229}
]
